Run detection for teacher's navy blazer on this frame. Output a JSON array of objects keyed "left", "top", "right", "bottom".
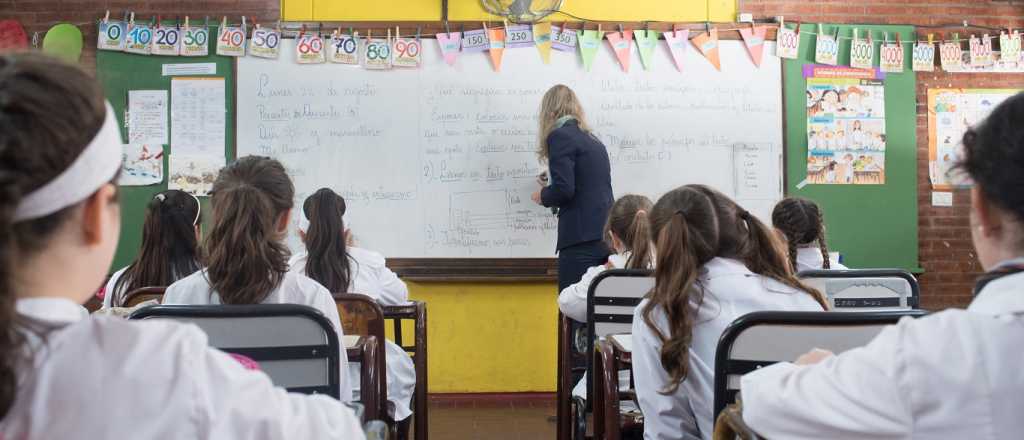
[{"left": 541, "top": 120, "right": 614, "bottom": 251}]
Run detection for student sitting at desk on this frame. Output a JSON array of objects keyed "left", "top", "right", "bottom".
[
  {"left": 741, "top": 92, "right": 1024, "bottom": 440},
  {"left": 772, "top": 197, "right": 848, "bottom": 272},
  {"left": 631, "top": 185, "right": 828, "bottom": 440}
]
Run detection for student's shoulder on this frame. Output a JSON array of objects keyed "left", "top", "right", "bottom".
[
  {"left": 348, "top": 246, "right": 387, "bottom": 269},
  {"left": 287, "top": 271, "right": 334, "bottom": 297},
  {"left": 63, "top": 315, "right": 210, "bottom": 365},
  {"left": 164, "top": 270, "right": 210, "bottom": 301}
]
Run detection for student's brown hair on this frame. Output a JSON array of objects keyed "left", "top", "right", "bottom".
[
  {"left": 112, "top": 190, "right": 203, "bottom": 306},
  {"left": 605, "top": 194, "right": 654, "bottom": 269},
  {"left": 641, "top": 185, "right": 826, "bottom": 393},
  {"left": 0, "top": 53, "right": 109, "bottom": 417},
  {"left": 771, "top": 197, "right": 831, "bottom": 271},
  {"left": 303, "top": 188, "right": 352, "bottom": 293},
  {"left": 204, "top": 156, "right": 294, "bottom": 304}
]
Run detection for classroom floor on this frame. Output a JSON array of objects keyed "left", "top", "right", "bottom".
[{"left": 425, "top": 394, "right": 557, "bottom": 440}]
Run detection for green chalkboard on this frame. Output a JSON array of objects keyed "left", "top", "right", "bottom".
[
  {"left": 97, "top": 31, "right": 234, "bottom": 272},
  {"left": 784, "top": 24, "right": 919, "bottom": 271}
]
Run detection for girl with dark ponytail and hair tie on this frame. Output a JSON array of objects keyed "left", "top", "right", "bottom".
[
  {"left": 630, "top": 185, "right": 827, "bottom": 440},
  {"left": 742, "top": 92, "right": 1024, "bottom": 439},
  {"left": 771, "top": 197, "right": 847, "bottom": 273},
  {"left": 102, "top": 189, "right": 203, "bottom": 308},
  {"left": 290, "top": 187, "right": 416, "bottom": 421},
  {"left": 0, "top": 53, "right": 363, "bottom": 438}
]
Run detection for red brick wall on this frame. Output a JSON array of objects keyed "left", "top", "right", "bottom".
[
  {"left": 2, "top": 0, "right": 280, "bottom": 69},
  {"left": 741, "top": 0, "right": 1024, "bottom": 309}
]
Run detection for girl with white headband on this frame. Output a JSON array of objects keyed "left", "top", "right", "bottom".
[
  {"left": 0, "top": 53, "right": 364, "bottom": 439},
  {"left": 101, "top": 189, "right": 203, "bottom": 308}
]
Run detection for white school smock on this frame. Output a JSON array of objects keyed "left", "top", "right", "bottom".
[
  {"left": 164, "top": 269, "right": 353, "bottom": 402},
  {"left": 795, "top": 247, "right": 849, "bottom": 272},
  {"left": 741, "top": 265, "right": 1024, "bottom": 440},
  {"left": 100, "top": 266, "right": 128, "bottom": 309},
  {"left": 559, "top": 252, "right": 631, "bottom": 323},
  {"left": 290, "top": 248, "right": 416, "bottom": 420},
  {"left": 1, "top": 297, "right": 365, "bottom": 440},
  {"left": 631, "top": 257, "right": 825, "bottom": 440}
]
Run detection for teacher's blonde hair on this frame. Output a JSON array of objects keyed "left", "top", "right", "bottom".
[{"left": 538, "top": 84, "right": 590, "bottom": 163}]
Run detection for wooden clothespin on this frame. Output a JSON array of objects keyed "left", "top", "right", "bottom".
[
  {"left": 927, "top": 33, "right": 934, "bottom": 46},
  {"left": 618, "top": 23, "right": 624, "bottom": 38},
  {"left": 102, "top": 10, "right": 110, "bottom": 24}
]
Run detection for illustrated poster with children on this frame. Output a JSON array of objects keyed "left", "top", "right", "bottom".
[
  {"left": 806, "top": 68, "right": 887, "bottom": 185},
  {"left": 927, "top": 88, "right": 1017, "bottom": 190}
]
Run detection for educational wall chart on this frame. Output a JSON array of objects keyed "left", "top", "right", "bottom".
[
  {"left": 805, "top": 65, "right": 886, "bottom": 185},
  {"left": 238, "top": 40, "right": 784, "bottom": 258},
  {"left": 118, "top": 143, "right": 163, "bottom": 186},
  {"left": 168, "top": 154, "right": 222, "bottom": 196},
  {"left": 127, "top": 89, "right": 168, "bottom": 144},
  {"left": 928, "top": 88, "right": 1018, "bottom": 190}
]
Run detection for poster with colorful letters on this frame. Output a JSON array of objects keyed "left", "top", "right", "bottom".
[
  {"left": 928, "top": 88, "right": 1018, "bottom": 189},
  {"left": 806, "top": 68, "right": 886, "bottom": 185}
]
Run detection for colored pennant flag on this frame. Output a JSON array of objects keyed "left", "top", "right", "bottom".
[
  {"left": 633, "top": 29, "right": 659, "bottom": 70},
  {"left": 605, "top": 29, "right": 633, "bottom": 72},
  {"left": 533, "top": 22, "right": 552, "bottom": 63},
  {"left": 662, "top": 28, "right": 689, "bottom": 72},
  {"left": 487, "top": 26, "right": 506, "bottom": 71},
  {"left": 436, "top": 31, "right": 462, "bottom": 66},
  {"left": 738, "top": 25, "right": 767, "bottom": 67},
  {"left": 577, "top": 29, "right": 603, "bottom": 71},
  {"left": 691, "top": 28, "right": 720, "bottom": 71}
]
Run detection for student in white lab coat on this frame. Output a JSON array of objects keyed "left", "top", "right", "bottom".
[
  {"left": 101, "top": 189, "right": 202, "bottom": 308},
  {"left": 631, "top": 185, "right": 828, "bottom": 440},
  {"left": 289, "top": 188, "right": 416, "bottom": 421},
  {"left": 163, "top": 156, "right": 353, "bottom": 402},
  {"left": 741, "top": 92, "right": 1024, "bottom": 439},
  {"left": 0, "top": 53, "right": 363, "bottom": 439},
  {"left": 772, "top": 197, "right": 848, "bottom": 273}
]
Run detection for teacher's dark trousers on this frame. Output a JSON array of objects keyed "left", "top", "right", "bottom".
[{"left": 557, "top": 239, "right": 611, "bottom": 290}]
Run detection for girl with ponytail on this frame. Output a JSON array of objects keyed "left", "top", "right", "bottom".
[
  {"left": 290, "top": 188, "right": 416, "bottom": 421},
  {"left": 631, "top": 185, "right": 826, "bottom": 440},
  {"left": 771, "top": 197, "right": 847, "bottom": 272},
  {"left": 0, "top": 54, "right": 362, "bottom": 439},
  {"left": 163, "top": 156, "right": 354, "bottom": 402},
  {"left": 102, "top": 189, "right": 202, "bottom": 308}
]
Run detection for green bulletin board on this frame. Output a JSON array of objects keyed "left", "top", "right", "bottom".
[
  {"left": 784, "top": 24, "right": 919, "bottom": 271},
  {"left": 96, "top": 30, "right": 235, "bottom": 271}
]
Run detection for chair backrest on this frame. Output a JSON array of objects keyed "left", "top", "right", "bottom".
[
  {"left": 798, "top": 269, "right": 920, "bottom": 311},
  {"left": 382, "top": 301, "right": 429, "bottom": 440},
  {"left": 585, "top": 269, "right": 654, "bottom": 403},
  {"left": 129, "top": 304, "right": 340, "bottom": 399},
  {"left": 122, "top": 286, "right": 166, "bottom": 308},
  {"left": 333, "top": 293, "right": 388, "bottom": 420},
  {"left": 712, "top": 310, "right": 927, "bottom": 422}
]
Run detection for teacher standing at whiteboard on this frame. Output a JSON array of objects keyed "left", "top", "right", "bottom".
[{"left": 531, "top": 85, "right": 614, "bottom": 290}]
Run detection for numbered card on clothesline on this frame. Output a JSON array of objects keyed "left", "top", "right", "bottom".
[
  {"left": 216, "top": 25, "right": 246, "bottom": 57},
  {"left": 969, "top": 35, "right": 994, "bottom": 67},
  {"left": 461, "top": 29, "right": 489, "bottom": 53},
  {"left": 97, "top": 20, "right": 125, "bottom": 51},
  {"left": 329, "top": 33, "right": 359, "bottom": 64},
  {"left": 940, "top": 41, "right": 963, "bottom": 70},
  {"left": 295, "top": 33, "right": 325, "bottom": 64},
  {"left": 124, "top": 22, "right": 153, "bottom": 55},
  {"left": 776, "top": 25, "right": 799, "bottom": 59},
  {"left": 504, "top": 24, "right": 533, "bottom": 48},
  {"left": 815, "top": 32, "right": 838, "bottom": 65},
  {"left": 1000, "top": 31, "right": 1022, "bottom": 63},
  {"left": 880, "top": 42, "right": 904, "bottom": 72},
  {"left": 551, "top": 25, "right": 577, "bottom": 52},
  {"left": 392, "top": 37, "right": 422, "bottom": 68},
  {"left": 363, "top": 38, "right": 392, "bottom": 69},
  {"left": 151, "top": 24, "right": 180, "bottom": 56},
  {"left": 180, "top": 25, "right": 209, "bottom": 57},
  {"left": 849, "top": 35, "right": 874, "bottom": 69},
  {"left": 912, "top": 41, "right": 935, "bottom": 71},
  {"left": 249, "top": 27, "right": 281, "bottom": 59}
]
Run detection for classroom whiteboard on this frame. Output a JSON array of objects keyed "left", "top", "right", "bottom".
[{"left": 237, "top": 40, "right": 783, "bottom": 258}]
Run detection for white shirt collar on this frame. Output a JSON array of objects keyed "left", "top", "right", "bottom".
[
  {"left": 16, "top": 297, "right": 89, "bottom": 325},
  {"left": 969, "top": 260, "right": 1024, "bottom": 315}
]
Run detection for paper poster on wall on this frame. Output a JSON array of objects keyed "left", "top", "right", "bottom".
[
  {"left": 169, "top": 154, "right": 223, "bottom": 196},
  {"left": 171, "top": 77, "right": 225, "bottom": 156},
  {"left": 128, "top": 90, "right": 168, "bottom": 145},
  {"left": 927, "top": 88, "right": 1018, "bottom": 190},
  {"left": 805, "top": 66, "right": 886, "bottom": 185},
  {"left": 119, "top": 144, "right": 163, "bottom": 186}
]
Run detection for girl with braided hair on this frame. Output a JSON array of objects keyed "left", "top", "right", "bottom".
[{"left": 771, "top": 197, "right": 847, "bottom": 273}]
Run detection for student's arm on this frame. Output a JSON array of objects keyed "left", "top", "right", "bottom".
[
  {"left": 630, "top": 310, "right": 702, "bottom": 440},
  {"left": 741, "top": 323, "right": 912, "bottom": 439},
  {"left": 557, "top": 264, "right": 606, "bottom": 322},
  {"left": 541, "top": 130, "right": 576, "bottom": 207}
]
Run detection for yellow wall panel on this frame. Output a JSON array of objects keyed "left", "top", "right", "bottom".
[
  {"left": 281, "top": 0, "right": 313, "bottom": 21},
  {"left": 707, "top": 0, "right": 738, "bottom": 22},
  {"left": 312, "top": 0, "right": 441, "bottom": 21},
  {"left": 448, "top": 0, "right": 711, "bottom": 22}
]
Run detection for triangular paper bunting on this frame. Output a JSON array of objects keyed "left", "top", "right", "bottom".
[
  {"left": 739, "top": 26, "right": 767, "bottom": 67},
  {"left": 691, "top": 28, "right": 720, "bottom": 71},
  {"left": 633, "top": 29, "right": 659, "bottom": 70},
  {"left": 662, "top": 28, "right": 689, "bottom": 72},
  {"left": 436, "top": 31, "right": 462, "bottom": 66},
  {"left": 487, "top": 27, "right": 506, "bottom": 71},
  {"left": 533, "top": 22, "right": 552, "bottom": 64},
  {"left": 605, "top": 30, "right": 633, "bottom": 72},
  {"left": 577, "top": 29, "right": 603, "bottom": 72}
]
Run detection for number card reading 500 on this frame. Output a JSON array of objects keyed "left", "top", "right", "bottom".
[{"left": 363, "top": 39, "right": 392, "bottom": 69}]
